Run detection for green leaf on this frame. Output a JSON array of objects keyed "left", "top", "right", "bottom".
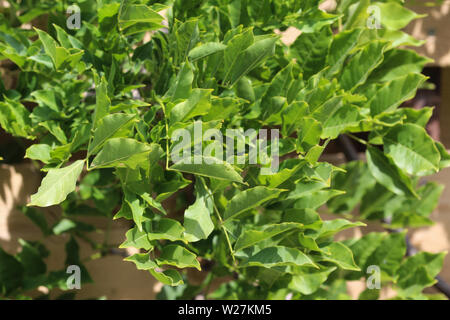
[
  {"left": 93, "top": 77, "right": 111, "bottom": 128},
  {"left": 120, "top": 226, "right": 153, "bottom": 251},
  {"left": 25, "top": 144, "right": 52, "bottom": 164},
  {"left": 258, "top": 160, "right": 305, "bottom": 189},
  {"left": 365, "top": 232, "right": 406, "bottom": 278},
  {"left": 294, "top": 189, "right": 345, "bottom": 210},
  {"left": 399, "top": 251, "right": 445, "bottom": 282},
  {"left": 169, "top": 89, "right": 212, "bottom": 123},
  {"left": 88, "top": 113, "right": 136, "bottom": 156},
  {"left": 281, "top": 101, "right": 309, "bottom": 136},
  {"left": 114, "top": 202, "right": 132, "bottom": 221},
  {"left": 397, "top": 267, "right": 435, "bottom": 298},
  {"left": 398, "top": 107, "right": 433, "bottom": 128},
  {"left": 188, "top": 42, "right": 227, "bottom": 61},
  {"left": 375, "top": 29, "right": 424, "bottom": 48},
  {"left": 289, "top": 267, "right": 336, "bottom": 295},
  {"left": 52, "top": 219, "right": 76, "bottom": 235},
  {"left": 347, "top": 232, "right": 385, "bottom": 278},
  {"left": 0, "top": 98, "right": 34, "bottom": 139},
  {"left": 146, "top": 219, "right": 185, "bottom": 242},
  {"left": 366, "top": 146, "right": 417, "bottom": 198},
  {"left": 304, "top": 146, "right": 325, "bottom": 165},
  {"left": 327, "top": 161, "right": 376, "bottom": 214},
  {"left": 52, "top": 218, "right": 95, "bottom": 235},
  {"left": 170, "top": 157, "right": 243, "bottom": 183},
  {"left": 369, "top": 73, "right": 426, "bottom": 116},
  {"left": 342, "top": 0, "right": 370, "bottom": 30},
  {"left": 383, "top": 124, "right": 440, "bottom": 176},
  {"left": 283, "top": 208, "right": 322, "bottom": 230},
  {"left": 320, "top": 104, "right": 362, "bottom": 139},
  {"left": 286, "top": 180, "right": 328, "bottom": 200},
  {"left": 224, "top": 186, "right": 283, "bottom": 221},
  {"left": 317, "top": 242, "right": 360, "bottom": 271},
  {"left": 124, "top": 189, "right": 145, "bottom": 232},
  {"left": 243, "top": 246, "right": 317, "bottom": 269},
  {"left": 183, "top": 178, "right": 215, "bottom": 242},
  {"left": 139, "top": 193, "right": 167, "bottom": 215},
  {"left": 118, "top": 3, "right": 164, "bottom": 35},
  {"left": 204, "top": 97, "right": 243, "bottom": 122},
  {"left": 326, "top": 28, "right": 363, "bottom": 76},
  {"left": 149, "top": 268, "right": 183, "bottom": 286},
  {"left": 29, "top": 160, "right": 85, "bottom": 207},
  {"left": 260, "top": 62, "right": 294, "bottom": 120},
  {"left": 38, "top": 121, "right": 67, "bottom": 144},
  {"left": 53, "top": 24, "right": 82, "bottom": 50},
  {"left": 298, "top": 233, "right": 323, "bottom": 252},
  {"left": 124, "top": 253, "right": 158, "bottom": 270},
  {"left": 90, "top": 138, "right": 156, "bottom": 169},
  {"left": 396, "top": 252, "right": 445, "bottom": 297},
  {"left": 164, "top": 61, "right": 193, "bottom": 101},
  {"left": 223, "top": 27, "right": 254, "bottom": 79},
  {"left": 157, "top": 245, "right": 201, "bottom": 271},
  {"left": 34, "top": 28, "right": 65, "bottom": 70},
  {"left": 226, "top": 36, "right": 278, "bottom": 86},
  {"left": 374, "top": 2, "right": 426, "bottom": 30},
  {"left": 368, "top": 49, "right": 432, "bottom": 83},
  {"left": 290, "top": 27, "right": 332, "bottom": 80},
  {"left": 121, "top": 218, "right": 185, "bottom": 249},
  {"left": 413, "top": 182, "right": 444, "bottom": 217},
  {"left": 291, "top": 8, "right": 340, "bottom": 33},
  {"left": 97, "top": 2, "right": 120, "bottom": 23},
  {"left": 436, "top": 141, "right": 450, "bottom": 169},
  {"left": 339, "top": 41, "right": 388, "bottom": 91},
  {"left": 296, "top": 117, "right": 322, "bottom": 153},
  {"left": 234, "top": 222, "right": 303, "bottom": 252},
  {"left": 173, "top": 19, "right": 200, "bottom": 64},
  {"left": 308, "top": 219, "right": 365, "bottom": 240}
]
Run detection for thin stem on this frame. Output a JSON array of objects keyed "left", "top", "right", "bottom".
[
  {"left": 159, "top": 99, "right": 172, "bottom": 170},
  {"left": 347, "top": 133, "right": 369, "bottom": 146}
]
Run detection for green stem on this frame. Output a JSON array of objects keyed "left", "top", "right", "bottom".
[
  {"left": 347, "top": 133, "right": 369, "bottom": 146},
  {"left": 159, "top": 100, "right": 172, "bottom": 171}
]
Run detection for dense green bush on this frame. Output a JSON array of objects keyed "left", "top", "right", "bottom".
[{"left": 0, "top": 0, "right": 448, "bottom": 300}]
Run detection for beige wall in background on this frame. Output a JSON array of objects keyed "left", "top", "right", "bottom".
[
  {"left": 439, "top": 68, "right": 450, "bottom": 147},
  {"left": 405, "top": 0, "right": 450, "bottom": 67}
]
